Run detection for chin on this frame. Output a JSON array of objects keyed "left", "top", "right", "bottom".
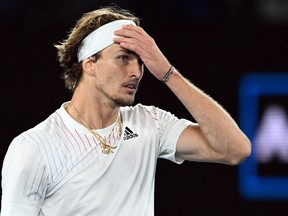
[{"left": 114, "top": 97, "right": 135, "bottom": 107}]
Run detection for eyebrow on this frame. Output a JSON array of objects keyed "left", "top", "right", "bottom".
[
  {"left": 116, "top": 48, "right": 135, "bottom": 55},
  {"left": 116, "top": 48, "right": 140, "bottom": 59}
]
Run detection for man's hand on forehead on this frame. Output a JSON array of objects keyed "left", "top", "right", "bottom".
[{"left": 113, "top": 25, "right": 171, "bottom": 81}]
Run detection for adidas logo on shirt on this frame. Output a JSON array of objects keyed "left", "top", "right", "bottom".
[{"left": 123, "top": 127, "right": 138, "bottom": 140}]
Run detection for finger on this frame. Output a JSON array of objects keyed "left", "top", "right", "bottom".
[
  {"left": 113, "top": 33, "right": 149, "bottom": 54},
  {"left": 114, "top": 25, "right": 148, "bottom": 39},
  {"left": 114, "top": 29, "right": 140, "bottom": 40},
  {"left": 115, "top": 39, "right": 145, "bottom": 57},
  {"left": 114, "top": 30, "right": 154, "bottom": 49},
  {"left": 113, "top": 37, "right": 140, "bottom": 46},
  {"left": 121, "top": 25, "right": 148, "bottom": 36}
]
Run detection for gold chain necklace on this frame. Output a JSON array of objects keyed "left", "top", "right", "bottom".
[{"left": 70, "top": 102, "right": 122, "bottom": 154}]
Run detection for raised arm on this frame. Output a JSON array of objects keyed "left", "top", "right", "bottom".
[
  {"left": 165, "top": 70, "right": 251, "bottom": 165},
  {"left": 114, "top": 25, "right": 251, "bottom": 165}
]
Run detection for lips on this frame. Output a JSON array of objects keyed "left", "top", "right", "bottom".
[
  {"left": 123, "top": 80, "right": 139, "bottom": 92},
  {"left": 125, "top": 83, "right": 137, "bottom": 89}
]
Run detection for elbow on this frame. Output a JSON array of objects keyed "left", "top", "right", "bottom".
[{"left": 229, "top": 138, "right": 252, "bottom": 166}]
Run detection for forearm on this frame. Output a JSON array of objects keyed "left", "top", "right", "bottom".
[
  {"left": 165, "top": 69, "right": 251, "bottom": 164},
  {"left": 114, "top": 24, "right": 251, "bottom": 164}
]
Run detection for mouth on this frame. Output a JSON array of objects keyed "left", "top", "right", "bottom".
[{"left": 122, "top": 80, "right": 139, "bottom": 93}]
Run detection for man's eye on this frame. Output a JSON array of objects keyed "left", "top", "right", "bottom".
[
  {"left": 138, "top": 58, "right": 143, "bottom": 66},
  {"left": 119, "top": 55, "right": 129, "bottom": 62}
]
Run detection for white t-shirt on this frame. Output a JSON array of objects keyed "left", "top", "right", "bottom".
[{"left": 1, "top": 102, "right": 192, "bottom": 216}]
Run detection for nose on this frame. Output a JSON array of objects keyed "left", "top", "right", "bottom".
[{"left": 130, "top": 58, "right": 144, "bottom": 80}]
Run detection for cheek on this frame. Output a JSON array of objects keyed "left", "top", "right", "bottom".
[
  {"left": 101, "top": 72, "right": 121, "bottom": 90},
  {"left": 95, "top": 65, "right": 116, "bottom": 81},
  {"left": 95, "top": 62, "right": 123, "bottom": 85},
  {"left": 105, "top": 70, "right": 121, "bottom": 83}
]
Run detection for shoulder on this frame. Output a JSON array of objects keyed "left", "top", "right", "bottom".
[
  {"left": 13, "top": 105, "right": 66, "bottom": 151},
  {"left": 21, "top": 113, "right": 57, "bottom": 140},
  {"left": 120, "top": 104, "right": 183, "bottom": 130},
  {"left": 121, "top": 103, "right": 172, "bottom": 116}
]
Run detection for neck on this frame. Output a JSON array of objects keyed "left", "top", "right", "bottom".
[
  {"left": 66, "top": 98, "right": 120, "bottom": 130},
  {"left": 67, "top": 79, "right": 124, "bottom": 129}
]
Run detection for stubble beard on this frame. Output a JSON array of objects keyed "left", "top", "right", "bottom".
[
  {"left": 113, "top": 96, "right": 135, "bottom": 107},
  {"left": 96, "top": 85, "right": 136, "bottom": 108}
]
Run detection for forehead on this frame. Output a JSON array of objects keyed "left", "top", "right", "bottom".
[
  {"left": 101, "top": 43, "right": 126, "bottom": 55},
  {"left": 100, "top": 43, "right": 140, "bottom": 60}
]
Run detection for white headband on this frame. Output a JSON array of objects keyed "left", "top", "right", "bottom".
[{"left": 77, "top": 19, "right": 136, "bottom": 62}]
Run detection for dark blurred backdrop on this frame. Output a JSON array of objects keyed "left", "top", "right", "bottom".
[{"left": 1, "top": 0, "right": 288, "bottom": 215}]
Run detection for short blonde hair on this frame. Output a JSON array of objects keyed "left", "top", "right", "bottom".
[{"left": 55, "top": 6, "right": 140, "bottom": 91}]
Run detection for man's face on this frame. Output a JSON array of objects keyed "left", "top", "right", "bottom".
[{"left": 92, "top": 44, "right": 144, "bottom": 107}]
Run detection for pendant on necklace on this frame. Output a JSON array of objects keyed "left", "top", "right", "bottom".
[
  {"left": 70, "top": 102, "right": 122, "bottom": 154},
  {"left": 101, "top": 142, "right": 117, "bottom": 154}
]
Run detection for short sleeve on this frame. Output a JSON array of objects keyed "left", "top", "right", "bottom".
[
  {"left": 1, "top": 135, "right": 49, "bottom": 216},
  {"left": 156, "top": 108, "right": 194, "bottom": 164}
]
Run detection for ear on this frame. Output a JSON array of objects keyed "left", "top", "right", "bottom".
[{"left": 82, "top": 58, "right": 96, "bottom": 76}]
